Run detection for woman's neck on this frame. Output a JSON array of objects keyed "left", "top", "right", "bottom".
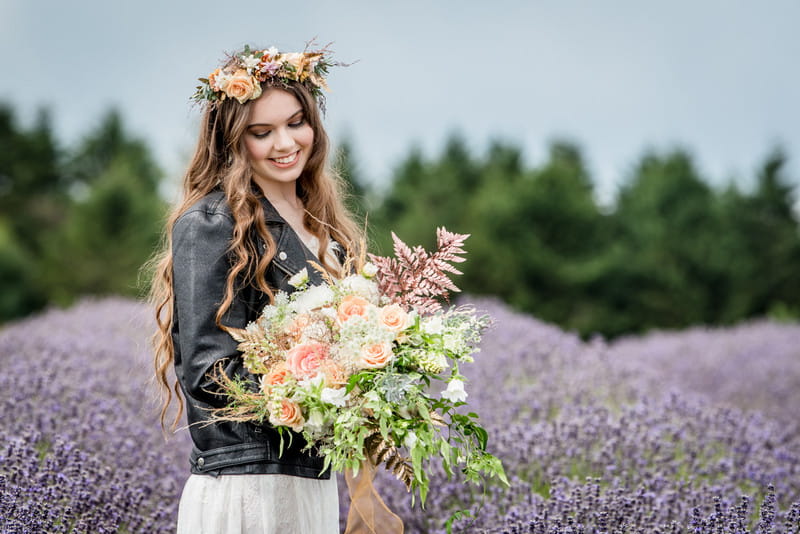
[{"left": 254, "top": 179, "right": 303, "bottom": 211}]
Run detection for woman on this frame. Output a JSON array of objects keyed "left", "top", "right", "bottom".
[{"left": 150, "top": 44, "right": 363, "bottom": 533}]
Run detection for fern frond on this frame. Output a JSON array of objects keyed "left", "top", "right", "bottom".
[{"left": 368, "top": 228, "right": 470, "bottom": 315}]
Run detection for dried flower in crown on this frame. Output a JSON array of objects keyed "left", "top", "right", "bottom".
[{"left": 192, "top": 42, "right": 339, "bottom": 107}]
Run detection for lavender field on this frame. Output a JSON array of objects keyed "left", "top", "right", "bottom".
[{"left": 1, "top": 298, "right": 799, "bottom": 533}]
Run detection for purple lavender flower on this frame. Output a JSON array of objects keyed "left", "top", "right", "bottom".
[{"left": 2, "top": 296, "right": 799, "bottom": 533}]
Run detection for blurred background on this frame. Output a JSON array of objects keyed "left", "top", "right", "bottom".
[{"left": 2, "top": 0, "right": 799, "bottom": 337}]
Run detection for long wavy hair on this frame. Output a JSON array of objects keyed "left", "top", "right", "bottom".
[{"left": 148, "top": 79, "right": 364, "bottom": 431}]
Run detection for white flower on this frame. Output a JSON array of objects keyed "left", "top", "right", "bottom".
[
  {"left": 361, "top": 262, "right": 378, "bottom": 278},
  {"left": 289, "top": 284, "right": 335, "bottom": 313},
  {"left": 403, "top": 430, "right": 418, "bottom": 449},
  {"left": 443, "top": 333, "right": 463, "bottom": 353},
  {"left": 265, "top": 46, "right": 279, "bottom": 58},
  {"left": 214, "top": 70, "right": 232, "bottom": 90},
  {"left": 441, "top": 378, "right": 467, "bottom": 403},
  {"left": 422, "top": 316, "right": 444, "bottom": 336},
  {"left": 304, "top": 409, "right": 326, "bottom": 436},
  {"left": 288, "top": 268, "right": 309, "bottom": 289},
  {"left": 298, "top": 373, "right": 325, "bottom": 389},
  {"left": 320, "top": 387, "right": 350, "bottom": 407},
  {"left": 338, "top": 275, "right": 380, "bottom": 303},
  {"left": 318, "top": 306, "right": 338, "bottom": 322},
  {"left": 242, "top": 54, "right": 261, "bottom": 72}
]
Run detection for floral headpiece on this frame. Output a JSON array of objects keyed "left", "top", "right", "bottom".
[{"left": 192, "top": 43, "right": 337, "bottom": 107}]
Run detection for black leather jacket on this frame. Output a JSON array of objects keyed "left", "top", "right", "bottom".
[{"left": 171, "top": 189, "right": 331, "bottom": 478}]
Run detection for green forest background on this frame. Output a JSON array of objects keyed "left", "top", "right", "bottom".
[{"left": 2, "top": 103, "right": 799, "bottom": 338}]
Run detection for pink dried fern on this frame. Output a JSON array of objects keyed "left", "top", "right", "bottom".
[{"left": 368, "top": 227, "right": 469, "bottom": 315}]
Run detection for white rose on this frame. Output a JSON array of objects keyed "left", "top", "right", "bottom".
[
  {"left": 290, "top": 284, "right": 335, "bottom": 313},
  {"left": 339, "top": 275, "right": 380, "bottom": 303},
  {"left": 441, "top": 378, "right": 467, "bottom": 403}
]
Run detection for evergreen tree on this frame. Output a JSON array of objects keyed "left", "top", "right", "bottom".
[
  {"left": 43, "top": 110, "right": 167, "bottom": 304},
  {"left": 0, "top": 105, "right": 61, "bottom": 320},
  {"left": 719, "top": 149, "right": 800, "bottom": 319},
  {"left": 603, "top": 149, "right": 724, "bottom": 332}
]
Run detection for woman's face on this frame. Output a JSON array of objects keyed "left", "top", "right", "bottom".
[{"left": 242, "top": 88, "right": 314, "bottom": 191}]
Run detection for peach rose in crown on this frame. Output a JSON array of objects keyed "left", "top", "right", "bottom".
[
  {"left": 286, "top": 342, "right": 329, "bottom": 379},
  {"left": 224, "top": 69, "right": 262, "bottom": 103},
  {"left": 379, "top": 304, "right": 409, "bottom": 334},
  {"left": 358, "top": 341, "right": 394, "bottom": 370},
  {"left": 269, "top": 398, "right": 305, "bottom": 432},
  {"left": 337, "top": 295, "right": 372, "bottom": 323}
]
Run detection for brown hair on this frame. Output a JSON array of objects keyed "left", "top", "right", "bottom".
[{"left": 148, "top": 79, "right": 363, "bottom": 431}]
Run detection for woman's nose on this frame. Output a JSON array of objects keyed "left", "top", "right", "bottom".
[{"left": 273, "top": 127, "right": 294, "bottom": 151}]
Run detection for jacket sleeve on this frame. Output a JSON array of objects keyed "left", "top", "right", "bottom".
[{"left": 172, "top": 208, "right": 254, "bottom": 408}]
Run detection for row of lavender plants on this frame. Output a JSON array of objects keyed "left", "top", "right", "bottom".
[
  {"left": 1, "top": 297, "right": 799, "bottom": 533},
  {"left": 0, "top": 298, "right": 192, "bottom": 533}
]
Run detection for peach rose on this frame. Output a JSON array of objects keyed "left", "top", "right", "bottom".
[
  {"left": 224, "top": 69, "right": 262, "bottom": 103},
  {"left": 262, "top": 362, "right": 292, "bottom": 393},
  {"left": 379, "top": 304, "right": 409, "bottom": 334},
  {"left": 337, "top": 295, "right": 372, "bottom": 323},
  {"left": 319, "top": 360, "right": 347, "bottom": 388},
  {"left": 269, "top": 398, "right": 305, "bottom": 432},
  {"left": 281, "top": 52, "right": 306, "bottom": 76},
  {"left": 358, "top": 341, "right": 393, "bottom": 370},
  {"left": 286, "top": 342, "right": 329, "bottom": 379}
]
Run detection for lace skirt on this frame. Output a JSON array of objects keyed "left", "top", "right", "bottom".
[{"left": 176, "top": 473, "right": 339, "bottom": 534}]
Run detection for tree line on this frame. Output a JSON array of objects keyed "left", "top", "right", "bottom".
[
  {"left": 1, "top": 104, "right": 798, "bottom": 337},
  {"left": 0, "top": 106, "right": 165, "bottom": 321},
  {"left": 352, "top": 135, "right": 800, "bottom": 337}
]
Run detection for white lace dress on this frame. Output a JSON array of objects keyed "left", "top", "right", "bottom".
[{"left": 176, "top": 234, "right": 342, "bottom": 534}]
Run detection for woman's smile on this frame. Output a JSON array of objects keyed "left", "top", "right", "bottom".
[{"left": 270, "top": 151, "right": 300, "bottom": 167}]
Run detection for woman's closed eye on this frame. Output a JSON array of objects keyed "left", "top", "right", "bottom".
[{"left": 250, "top": 118, "right": 305, "bottom": 139}]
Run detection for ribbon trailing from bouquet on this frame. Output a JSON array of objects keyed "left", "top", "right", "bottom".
[{"left": 344, "top": 460, "right": 404, "bottom": 534}]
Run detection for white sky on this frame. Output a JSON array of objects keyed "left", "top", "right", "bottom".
[{"left": 2, "top": 0, "right": 798, "bottom": 205}]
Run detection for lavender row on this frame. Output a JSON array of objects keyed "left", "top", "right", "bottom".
[
  {"left": 0, "top": 298, "right": 191, "bottom": 533},
  {"left": 1, "top": 297, "right": 799, "bottom": 533},
  {"left": 360, "top": 299, "right": 800, "bottom": 533}
]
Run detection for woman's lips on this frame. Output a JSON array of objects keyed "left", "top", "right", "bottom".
[{"left": 270, "top": 151, "right": 299, "bottom": 168}]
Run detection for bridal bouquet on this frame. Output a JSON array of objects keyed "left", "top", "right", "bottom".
[{"left": 213, "top": 228, "right": 507, "bottom": 506}]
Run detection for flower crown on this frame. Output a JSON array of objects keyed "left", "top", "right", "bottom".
[{"left": 192, "top": 43, "right": 337, "bottom": 106}]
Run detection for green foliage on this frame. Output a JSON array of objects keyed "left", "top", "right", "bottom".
[
  {"left": 369, "top": 134, "right": 800, "bottom": 337},
  {"left": 0, "top": 104, "right": 166, "bottom": 321},
  {"left": 3, "top": 100, "right": 798, "bottom": 336}
]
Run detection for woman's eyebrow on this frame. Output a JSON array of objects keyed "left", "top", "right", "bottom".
[{"left": 247, "top": 109, "right": 303, "bottom": 128}]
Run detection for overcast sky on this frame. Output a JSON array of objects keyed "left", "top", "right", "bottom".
[{"left": 2, "top": 1, "right": 798, "bottom": 204}]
